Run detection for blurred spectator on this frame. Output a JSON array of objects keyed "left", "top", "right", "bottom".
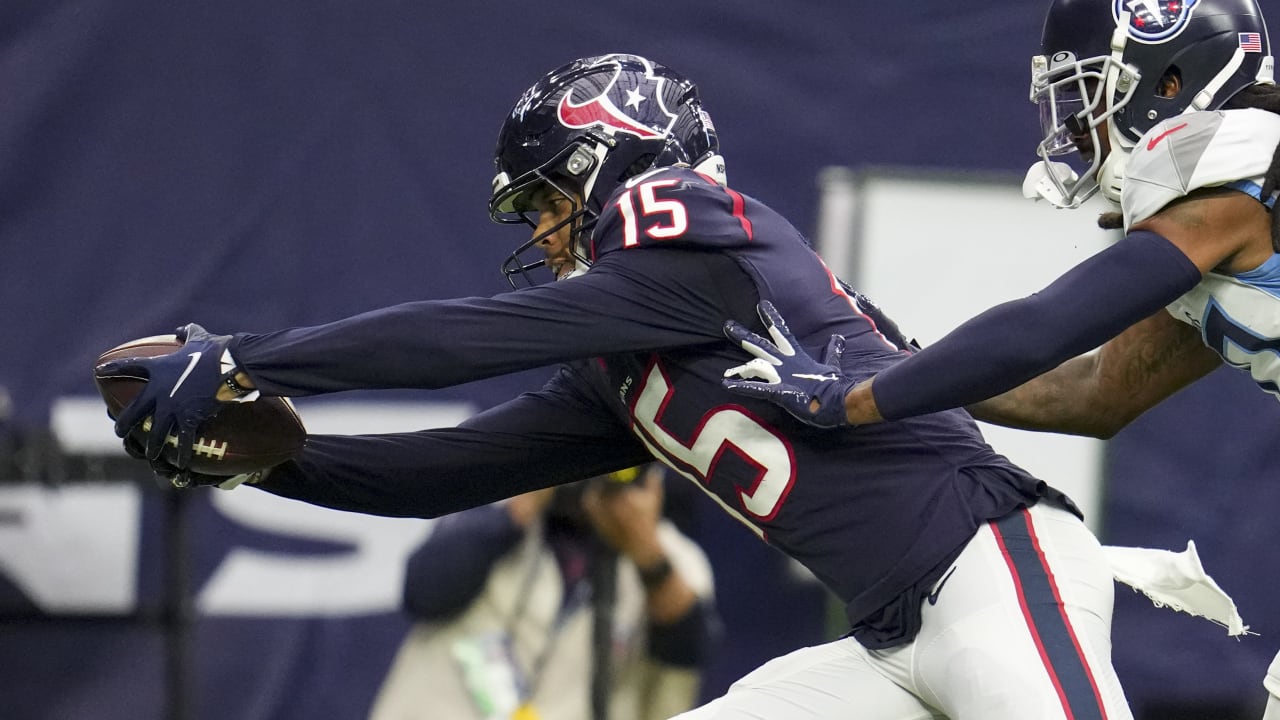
[{"left": 369, "top": 464, "right": 717, "bottom": 720}]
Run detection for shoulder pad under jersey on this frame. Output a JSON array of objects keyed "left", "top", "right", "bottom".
[{"left": 1123, "top": 108, "right": 1280, "bottom": 229}]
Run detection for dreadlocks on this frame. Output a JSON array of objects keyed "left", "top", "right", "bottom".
[{"left": 1225, "top": 83, "right": 1280, "bottom": 248}]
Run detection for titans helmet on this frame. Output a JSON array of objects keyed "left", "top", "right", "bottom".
[
  {"left": 1024, "top": 0, "right": 1274, "bottom": 208},
  {"left": 489, "top": 53, "right": 725, "bottom": 286}
]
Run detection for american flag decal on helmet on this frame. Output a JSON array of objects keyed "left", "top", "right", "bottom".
[{"left": 1240, "top": 32, "right": 1263, "bottom": 53}]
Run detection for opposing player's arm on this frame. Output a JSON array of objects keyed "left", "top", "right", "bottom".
[
  {"left": 968, "top": 311, "right": 1221, "bottom": 438},
  {"left": 724, "top": 228, "right": 1210, "bottom": 427},
  {"left": 967, "top": 178, "right": 1266, "bottom": 436},
  {"left": 851, "top": 187, "right": 1263, "bottom": 426}
]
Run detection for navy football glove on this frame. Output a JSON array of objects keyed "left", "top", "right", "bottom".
[
  {"left": 95, "top": 323, "right": 255, "bottom": 472},
  {"left": 722, "top": 301, "right": 855, "bottom": 428},
  {"left": 122, "top": 432, "right": 261, "bottom": 489}
]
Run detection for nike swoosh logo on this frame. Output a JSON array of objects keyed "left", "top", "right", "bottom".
[
  {"left": 1146, "top": 122, "right": 1188, "bottom": 151},
  {"left": 170, "top": 351, "right": 202, "bottom": 398},
  {"left": 926, "top": 566, "right": 957, "bottom": 606},
  {"left": 792, "top": 373, "right": 839, "bottom": 382}
]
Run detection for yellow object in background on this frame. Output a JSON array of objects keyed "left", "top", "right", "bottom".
[
  {"left": 605, "top": 465, "right": 643, "bottom": 484},
  {"left": 511, "top": 703, "right": 542, "bottom": 720}
]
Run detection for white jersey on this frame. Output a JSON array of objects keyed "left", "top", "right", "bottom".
[{"left": 1121, "top": 108, "right": 1280, "bottom": 399}]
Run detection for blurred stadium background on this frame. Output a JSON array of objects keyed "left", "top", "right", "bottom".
[{"left": 2, "top": 1, "right": 1278, "bottom": 718}]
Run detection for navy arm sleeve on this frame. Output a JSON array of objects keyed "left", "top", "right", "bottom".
[
  {"left": 872, "top": 230, "right": 1202, "bottom": 420},
  {"left": 230, "top": 247, "right": 735, "bottom": 397},
  {"left": 401, "top": 504, "right": 523, "bottom": 620},
  {"left": 254, "top": 365, "right": 653, "bottom": 517}
]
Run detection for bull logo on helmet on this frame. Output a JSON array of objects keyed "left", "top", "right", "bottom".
[
  {"left": 1114, "top": 0, "right": 1200, "bottom": 43},
  {"left": 556, "top": 55, "right": 677, "bottom": 140}
]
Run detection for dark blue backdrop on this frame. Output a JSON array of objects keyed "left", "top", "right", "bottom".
[{"left": 3, "top": 1, "right": 1279, "bottom": 717}]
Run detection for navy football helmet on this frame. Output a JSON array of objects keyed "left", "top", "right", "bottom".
[
  {"left": 1025, "top": 0, "right": 1274, "bottom": 208},
  {"left": 489, "top": 54, "right": 725, "bottom": 286}
]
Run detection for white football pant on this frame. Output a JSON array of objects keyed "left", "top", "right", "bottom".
[
  {"left": 673, "top": 502, "right": 1130, "bottom": 720},
  {"left": 1262, "top": 650, "right": 1280, "bottom": 720}
]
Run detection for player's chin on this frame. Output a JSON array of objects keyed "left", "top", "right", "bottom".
[{"left": 552, "top": 262, "right": 578, "bottom": 281}]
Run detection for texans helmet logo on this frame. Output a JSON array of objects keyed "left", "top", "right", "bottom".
[
  {"left": 557, "top": 55, "right": 677, "bottom": 139},
  {"left": 1114, "top": 0, "right": 1200, "bottom": 43}
]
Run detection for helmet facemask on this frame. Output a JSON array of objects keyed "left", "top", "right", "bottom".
[
  {"left": 1027, "top": 0, "right": 1275, "bottom": 210},
  {"left": 1026, "top": 46, "right": 1140, "bottom": 208},
  {"left": 490, "top": 139, "right": 604, "bottom": 287}
]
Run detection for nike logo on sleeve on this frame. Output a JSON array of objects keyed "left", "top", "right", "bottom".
[{"left": 1147, "top": 123, "right": 1188, "bottom": 151}]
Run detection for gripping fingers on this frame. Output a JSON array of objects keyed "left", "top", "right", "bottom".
[
  {"left": 723, "top": 358, "right": 783, "bottom": 383},
  {"left": 171, "top": 423, "right": 197, "bottom": 469},
  {"left": 170, "top": 405, "right": 210, "bottom": 469},
  {"left": 142, "top": 415, "right": 174, "bottom": 460},
  {"left": 723, "top": 378, "right": 798, "bottom": 400},
  {"left": 820, "top": 334, "right": 846, "bottom": 365},
  {"left": 99, "top": 357, "right": 158, "bottom": 436},
  {"left": 723, "top": 320, "right": 784, "bottom": 364},
  {"left": 95, "top": 357, "right": 148, "bottom": 380},
  {"left": 756, "top": 301, "right": 798, "bottom": 357},
  {"left": 113, "top": 403, "right": 152, "bottom": 440}
]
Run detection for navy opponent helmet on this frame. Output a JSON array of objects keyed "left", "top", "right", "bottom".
[
  {"left": 1025, "top": 0, "right": 1274, "bottom": 208},
  {"left": 489, "top": 53, "right": 725, "bottom": 286}
]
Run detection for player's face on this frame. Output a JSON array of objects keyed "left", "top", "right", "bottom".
[
  {"left": 529, "top": 184, "right": 581, "bottom": 281},
  {"left": 1077, "top": 79, "right": 1113, "bottom": 163}
]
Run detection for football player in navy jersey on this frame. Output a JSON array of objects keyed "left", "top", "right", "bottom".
[
  {"left": 99, "top": 53, "right": 1137, "bottom": 718},
  {"left": 721, "top": 0, "right": 1280, "bottom": 714}
]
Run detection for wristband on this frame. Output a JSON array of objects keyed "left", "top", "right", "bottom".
[
  {"left": 637, "top": 556, "right": 673, "bottom": 590},
  {"left": 224, "top": 374, "right": 254, "bottom": 397}
]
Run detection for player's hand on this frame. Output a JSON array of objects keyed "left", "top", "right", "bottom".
[
  {"left": 95, "top": 323, "right": 255, "bottom": 471},
  {"left": 722, "top": 301, "right": 855, "bottom": 428},
  {"left": 122, "top": 433, "right": 261, "bottom": 490}
]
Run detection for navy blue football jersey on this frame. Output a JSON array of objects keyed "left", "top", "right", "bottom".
[{"left": 238, "top": 167, "right": 1062, "bottom": 646}]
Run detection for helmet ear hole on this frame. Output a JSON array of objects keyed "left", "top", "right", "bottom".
[{"left": 1157, "top": 67, "right": 1183, "bottom": 99}]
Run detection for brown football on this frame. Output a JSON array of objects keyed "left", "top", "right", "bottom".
[{"left": 93, "top": 335, "right": 306, "bottom": 476}]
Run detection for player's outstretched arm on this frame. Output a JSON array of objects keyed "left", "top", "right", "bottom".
[
  {"left": 94, "top": 323, "right": 257, "bottom": 475},
  {"left": 721, "top": 301, "right": 881, "bottom": 427},
  {"left": 967, "top": 310, "right": 1221, "bottom": 438}
]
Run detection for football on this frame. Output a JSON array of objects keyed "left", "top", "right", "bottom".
[{"left": 93, "top": 334, "right": 306, "bottom": 476}]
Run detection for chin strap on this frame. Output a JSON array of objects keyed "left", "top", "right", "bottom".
[
  {"left": 1097, "top": 147, "right": 1129, "bottom": 205},
  {"left": 1193, "top": 47, "right": 1248, "bottom": 111},
  {"left": 1259, "top": 55, "right": 1276, "bottom": 85},
  {"left": 1022, "top": 161, "right": 1088, "bottom": 208},
  {"left": 1096, "top": 11, "right": 1137, "bottom": 205}
]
